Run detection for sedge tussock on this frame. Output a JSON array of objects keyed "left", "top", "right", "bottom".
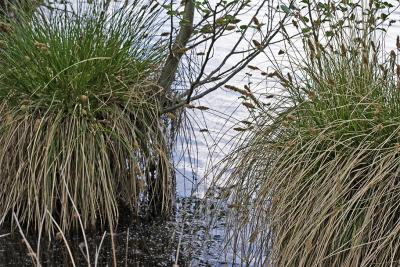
[
  {"left": 0, "top": 1, "right": 174, "bottom": 235},
  {"left": 218, "top": 4, "right": 400, "bottom": 266}
]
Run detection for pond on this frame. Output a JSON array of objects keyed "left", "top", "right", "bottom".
[
  {"left": 0, "top": 195, "right": 232, "bottom": 266},
  {"left": 1, "top": 0, "right": 400, "bottom": 266}
]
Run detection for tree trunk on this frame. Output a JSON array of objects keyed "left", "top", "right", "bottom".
[{"left": 157, "top": 0, "right": 194, "bottom": 93}]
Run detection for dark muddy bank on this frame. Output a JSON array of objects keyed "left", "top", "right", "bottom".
[{"left": 0, "top": 197, "right": 229, "bottom": 266}]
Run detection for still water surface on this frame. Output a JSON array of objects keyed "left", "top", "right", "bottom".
[{"left": 1, "top": 1, "right": 400, "bottom": 266}]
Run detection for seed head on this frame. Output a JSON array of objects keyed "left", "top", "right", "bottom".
[
  {"left": 5, "top": 114, "right": 12, "bottom": 124},
  {"left": 307, "top": 91, "right": 317, "bottom": 101},
  {"left": 166, "top": 112, "right": 176, "bottom": 120},
  {"left": 34, "top": 119, "right": 41, "bottom": 131},
  {"left": 286, "top": 140, "right": 295, "bottom": 147},
  {"left": 286, "top": 114, "right": 296, "bottom": 121},
  {"left": 267, "top": 71, "right": 278, "bottom": 78},
  {"left": 331, "top": 3, "right": 336, "bottom": 12},
  {"left": 390, "top": 50, "right": 396, "bottom": 60},
  {"left": 252, "top": 39, "right": 263, "bottom": 50},
  {"left": 79, "top": 95, "right": 88, "bottom": 103},
  {"left": 242, "top": 102, "right": 255, "bottom": 109},
  {"left": 397, "top": 64, "right": 400, "bottom": 77},
  {"left": 241, "top": 120, "right": 252, "bottom": 125},
  {"left": 282, "top": 120, "right": 290, "bottom": 127},
  {"left": 55, "top": 232, "right": 63, "bottom": 241},
  {"left": 362, "top": 54, "right": 369, "bottom": 65},
  {"left": 184, "top": 104, "right": 196, "bottom": 109},
  {"left": 314, "top": 19, "right": 321, "bottom": 28},
  {"left": 137, "top": 179, "right": 146, "bottom": 192},
  {"left": 373, "top": 124, "right": 384, "bottom": 132},
  {"left": 369, "top": 0, "right": 374, "bottom": 8},
  {"left": 307, "top": 39, "right": 315, "bottom": 52},
  {"left": 315, "top": 51, "right": 321, "bottom": 60},
  {"left": 340, "top": 43, "right": 347, "bottom": 56},
  {"left": 276, "top": 73, "right": 288, "bottom": 84},
  {"left": 0, "top": 22, "right": 12, "bottom": 33},
  {"left": 225, "top": 84, "right": 250, "bottom": 97},
  {"left": 195, "top": 105, "right": 209, "bottom": 111},
  {"left": 34, "top": 41, "right": 49, "bottom": 53},
  {"left": 226, "top": 25, "right": 236, "bottom": 31},
  {"left": 310, "top": 50, "right": 315, "bottom": 62},
  {"left": 374, "top": 104, "right": 381, "bottom": 115},
  {"left": 292, "top": 19, "right": 298, "bottom": 28},
  {"left": 233, "top": 127, "right": 247, "bottom": 132},
  {"left": 252, "top": 16, "right": 261, "bottom": 26},
  {"left": 133, "top": 139, "right": 140, "bottom": 150},
  {"left": 247, "top": 65, "right": 259, "bottom": 70},
  {"left": 327, "top": 77, "right": 335, "bottom": 85},
  {"left": 308, "top": 128, "right": 317, "bottom": 134}
]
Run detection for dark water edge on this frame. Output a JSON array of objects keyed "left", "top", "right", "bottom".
[
  {"left": 1, "top": 220, "right": 177, "bottom": 266},
  {"left": 0, "top": 197, "right": 230, "bottom": 266}
]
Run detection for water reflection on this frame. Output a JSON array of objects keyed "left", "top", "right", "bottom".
[{"left": 2, "top": 1, "right": 400, "bottom": 266}]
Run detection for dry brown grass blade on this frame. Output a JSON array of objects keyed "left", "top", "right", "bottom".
[
  {"left": 216, "top": 3, "right": 400, "bottom": 265},
  {"left": 0, "top": 82, "right": 174, "bottom": 235},
  {"left": 12, "top": 212, "right": 41, "bottom": 267}
]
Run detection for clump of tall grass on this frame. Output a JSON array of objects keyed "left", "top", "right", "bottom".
[
  {"left": 219, "top": 6, "right": 400, "bottom": 267},
  {"left": 0, "top": 1, "right": 173, "bottom": 235}
]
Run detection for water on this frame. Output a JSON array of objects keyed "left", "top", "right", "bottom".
[
  {"left": 2, "top": 0, "right": 400, "bottom": 266},
  {"left": 0, "top": 196, "right": 232, "bottom": 266},
  {"left": 1, "top": 219, "right": 178, "bottom": 266}
]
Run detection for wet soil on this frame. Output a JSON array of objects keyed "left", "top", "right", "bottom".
[{"left": 0, "top": 197, "right": 229, "bottom": 267}]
